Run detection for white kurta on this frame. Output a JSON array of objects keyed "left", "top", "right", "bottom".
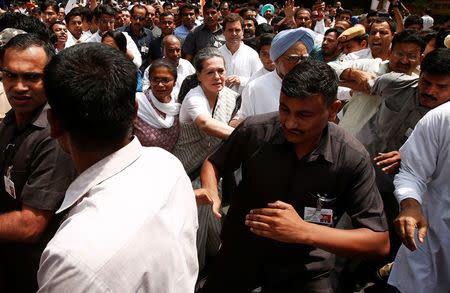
[
  {"left": 37, "top": 138, "right": 199, "bottom": 293},
  {"left": 219, "top": 42, "right": 263, "bottom": 94},
  {"left": 388, "top": 101, "right": 450, "bottom": 293},
  {"left": 343, "top": 47, "right": 373, "bottom": 61},
  {"left": 238, "top": 70, "right": 282, "bottom": 119}
]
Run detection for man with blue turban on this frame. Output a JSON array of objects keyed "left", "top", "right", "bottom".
[
  {"left": 261, "top": 4, "right": 275, "bottom": 24},
  {"left": 235, "top": 27, "right": 314, "bottom": 123}
]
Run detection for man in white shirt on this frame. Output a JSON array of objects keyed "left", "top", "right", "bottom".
[
  {"left": 235, "top": 27, "right": 314, "bottom": 121},
  {"left": 85, "top": 4, "right": 142, "bottom": 69},
  {"left": 344, "top": 17, "right": 395, "bottom": 61},
  {"left": 219, "top": 13, "right": 262, "bottom": 94},
  {"left": 388, "top": 101, "right": 450, "bottom": 293},
  {"left": 38, "top": 42, "right": 198, "bottom": 293},
  {"left": 64, "top": 7, "right": 91, "bottom": 47},
  {"left": 143, "top": 35, "right": 195, "bottom": 95}
]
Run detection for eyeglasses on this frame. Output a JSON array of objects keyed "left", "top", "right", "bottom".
[
  {"left": 285, "top": 54, "right": 309, "bottom": 63},
  {"left": 100, "top": 19, "right": 115, "bottom": 25},
  {"left": 150, "top": 77, "right": 174, "bottom": 85},
  {"left": 392, "top": 51, "right": 419, "bottom": 61},
  {"left": 132, "top": 15, "right": 146, "bottom": 21}
]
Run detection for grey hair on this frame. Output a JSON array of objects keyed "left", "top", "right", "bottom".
[{"left": 193, "top": 47, "right": 225, "bottom": 72}]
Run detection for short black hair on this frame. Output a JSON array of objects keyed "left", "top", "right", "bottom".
[
  {"left": 256, "top": 33, "right": 274, "bottom": 53},
  {"left": 179, "top": 3, "right": 196, "bottom": 15},
  {"left": 369, "top": 17, "right": 397, "bottom": 34},
  {"left": 41, "top": 0, "right": 58, "bottom": 13},
  {"left": 391, "top": 29, "right": 426, "bottom": 53},
  {"left": 93, "top": 4, "right": 116, "bottom": 19},
  {"left": 336, "top": 9, "right": 352, "bottom": 19},
  {"left": 244, "top": 16, "right": 257, "bottom": 29},
  {"left": 102, "top": 30, "right": 127, "bottom": 53},
  {"left": 163, "top": 2, "right": 173, "bottom": 9},
  {"left": 130, "top": 4, "right": 147, "bottom": 16},
  {"left": 281, "top": 59, "right": 338, "bottom": 106},
  {"left": 238, "top": 7, "right": 255, "bottom": 18},
  {"left": 404, "top": 15, "right": 423, "bottom": 29},
  {"left": 80, "top": 6, "right": 93, "bottom": 22},
  {"left": 0, "top": 33, "right": 55, "bottom": 63},
  {"left": 203, "top": 1, "right": 219, "bottom": 11},
  {"left": 65, "top": 7, "right": 84, "bottom": 23},
  {"left": 43, "top": 43, "right": 137, "bottom": 150},
  {"left": 0, "top": 12, "right": 49, "bottom": 40},
  {"left": 325, "top": 27, "right": 344, "bottom": 37},
  {"left": 148, "top": 58, "right": 177, "bottom": 81},
  {"left": 255, "top": 23, "right": 273, "bottom": 36},
  {"left": 193, "top": 47, "right": 224, "bottom": 72},
  {"left": 421, "top": 48, "right": 450, "bottom": 76},
  {"left": 160, "top": 11, "right": 174, "bottom": 20}
]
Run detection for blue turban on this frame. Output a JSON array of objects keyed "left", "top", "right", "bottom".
[
  {"left": 261, "top": 4, "right": 274, "bottom": 16},
  {"left": 270, "top": 27, "right": 315, "bottom": 61}
]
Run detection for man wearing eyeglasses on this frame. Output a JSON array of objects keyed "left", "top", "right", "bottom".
[
  {"left": 118, "top": 4, "right": 161, "bottom": 74},
  {"left": 0, "top": 33, "right": 76, "bottom": 292},
  {"left": 329, "top": 29, "right": 424, "bottom": 137},
  {"left": 234, "top": 27, "right": 314, "bottom": 124},
  {"left": 86, "top": 4, "right": 142, "bottom": 70}
]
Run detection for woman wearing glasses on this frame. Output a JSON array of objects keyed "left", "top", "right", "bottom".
[{"left": 133, "top": 58, "right": 180, "bottom": 151}]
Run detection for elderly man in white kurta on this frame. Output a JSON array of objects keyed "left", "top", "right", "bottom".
[
  {"left": 236, "top": 28, "right": 315, "bottom": 120},
  {"left": 218, "top": 14, "right": 262, "bottom": 94}
]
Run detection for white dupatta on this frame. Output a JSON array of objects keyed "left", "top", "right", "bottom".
[{"left": 136, "top": 90, "right": 180, "bottom": 129}]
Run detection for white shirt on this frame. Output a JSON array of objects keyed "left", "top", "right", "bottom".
[
  {"left": 86, "top": 30, "right": 142, "bottom": 68},
  {"left": 37, "top": 138, "right": 198, "bottom": 293},
  {"left": 343, "top": 47, "right": 373, "bottom": 61},
  {"left": 142, "top": 58, "right": 195, "bottom": 95},
  {"left": 219, "top": 43, "right": 263, "bottom": 94},
  {"left": 179, "top": 85, "right": 211, "bottom": 123},
  {"left": 238, "top": 70, "right": 282, "bottom": 119},
  {"left": 248, "top": 67, "right": 271, "bottom": 84},
  {"left": 421, "top": 14, "right": 434, "bottom": 30},
  {"left": 65, "top": 30, "right": 92, "bottom": 48},
  {"left": 388, "top": 102, "right": 450, "bottom": 293}
]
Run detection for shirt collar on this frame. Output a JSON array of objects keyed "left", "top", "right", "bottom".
[
  {"left": 56, "top": 137, "right": 142, "bottom": 214},
  {"left": 3, "top": 103, "right": 48, "bottom": 129},
  {"left": 271, "top": 118, "right": 334, "bottom": 164}
]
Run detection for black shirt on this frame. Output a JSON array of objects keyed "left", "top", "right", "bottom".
[
  {"left": 208, "top": 112, "right": 388, "bottom": 284},
  {"left": 0, "top": 104, "right": 77, "bottom": 292}
]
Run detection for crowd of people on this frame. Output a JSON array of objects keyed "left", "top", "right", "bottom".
[{"left": 0, "top": 0, "right": 449, "bottom": 292}]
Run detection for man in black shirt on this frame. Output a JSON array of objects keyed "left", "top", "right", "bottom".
[
  {"left": 0, "top": 33, "right": 76, "bottom": 292},
  {"left": 196, "top": 59, "right": 389, "bottom": 292}
]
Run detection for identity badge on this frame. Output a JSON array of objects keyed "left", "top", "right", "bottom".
[
  {"left": 141, "top": 46, "right": 149, "bottom": 53},
  {"left": 304, "top": 207, "right": 333, "bottom": 226},
  {"left": 4, "top": 166, "right": 16, "bottom": 199}
]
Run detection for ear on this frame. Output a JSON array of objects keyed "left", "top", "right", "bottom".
[
  {"left": 328, "top": 99, "right": 342, "bottom": 122},
  {"left": 361, "top": 39, "right": 368, "bottom": 48},
  {"left": 47, "top": 109, "right": 64, "bottom": 139},
  {"left": 196, "top": 71, "right": 201, "bottom": 82}
]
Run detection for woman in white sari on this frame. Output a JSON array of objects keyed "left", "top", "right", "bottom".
[{"left": 134, "top": 58, "right": 180, "bottom": 151}]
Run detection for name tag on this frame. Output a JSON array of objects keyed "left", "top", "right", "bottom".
[
  {"left": 4, "top": 166, "right": 16, "bottom": 199},
  {"left": 304, "top": 207, "right": 333, "bottom": 226},
  {"left": 141, "top": 46, "right": 149, "bottom": 53}
]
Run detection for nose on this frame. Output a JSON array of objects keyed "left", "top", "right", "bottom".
[
  {"left": 14, "top": 78, "right": 29, "bottom": 93},
  {"left": 284, "top": 114, "right": 297, "bottom": 129}
]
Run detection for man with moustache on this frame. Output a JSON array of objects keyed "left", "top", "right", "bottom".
[
  {"left": 329, "top": 29, "right": 425, "bottom": 137},
  {"left": 310, "top": 27, "right": 344, "bottom": 62},
  {"left": 195, "top": 59, "right": 389, "bottom": 292},
  {"left": 64, "top": 7, "right": 91, "bottom": 47},
  {"left": 118, "top": 4, "right": 161, "bottom": 73},
  {"left": 242, "top": 16, "right": 257, "bottom": 50},
  {"left": 174, "top": 3, "right": 197, "bottom": 44}
]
